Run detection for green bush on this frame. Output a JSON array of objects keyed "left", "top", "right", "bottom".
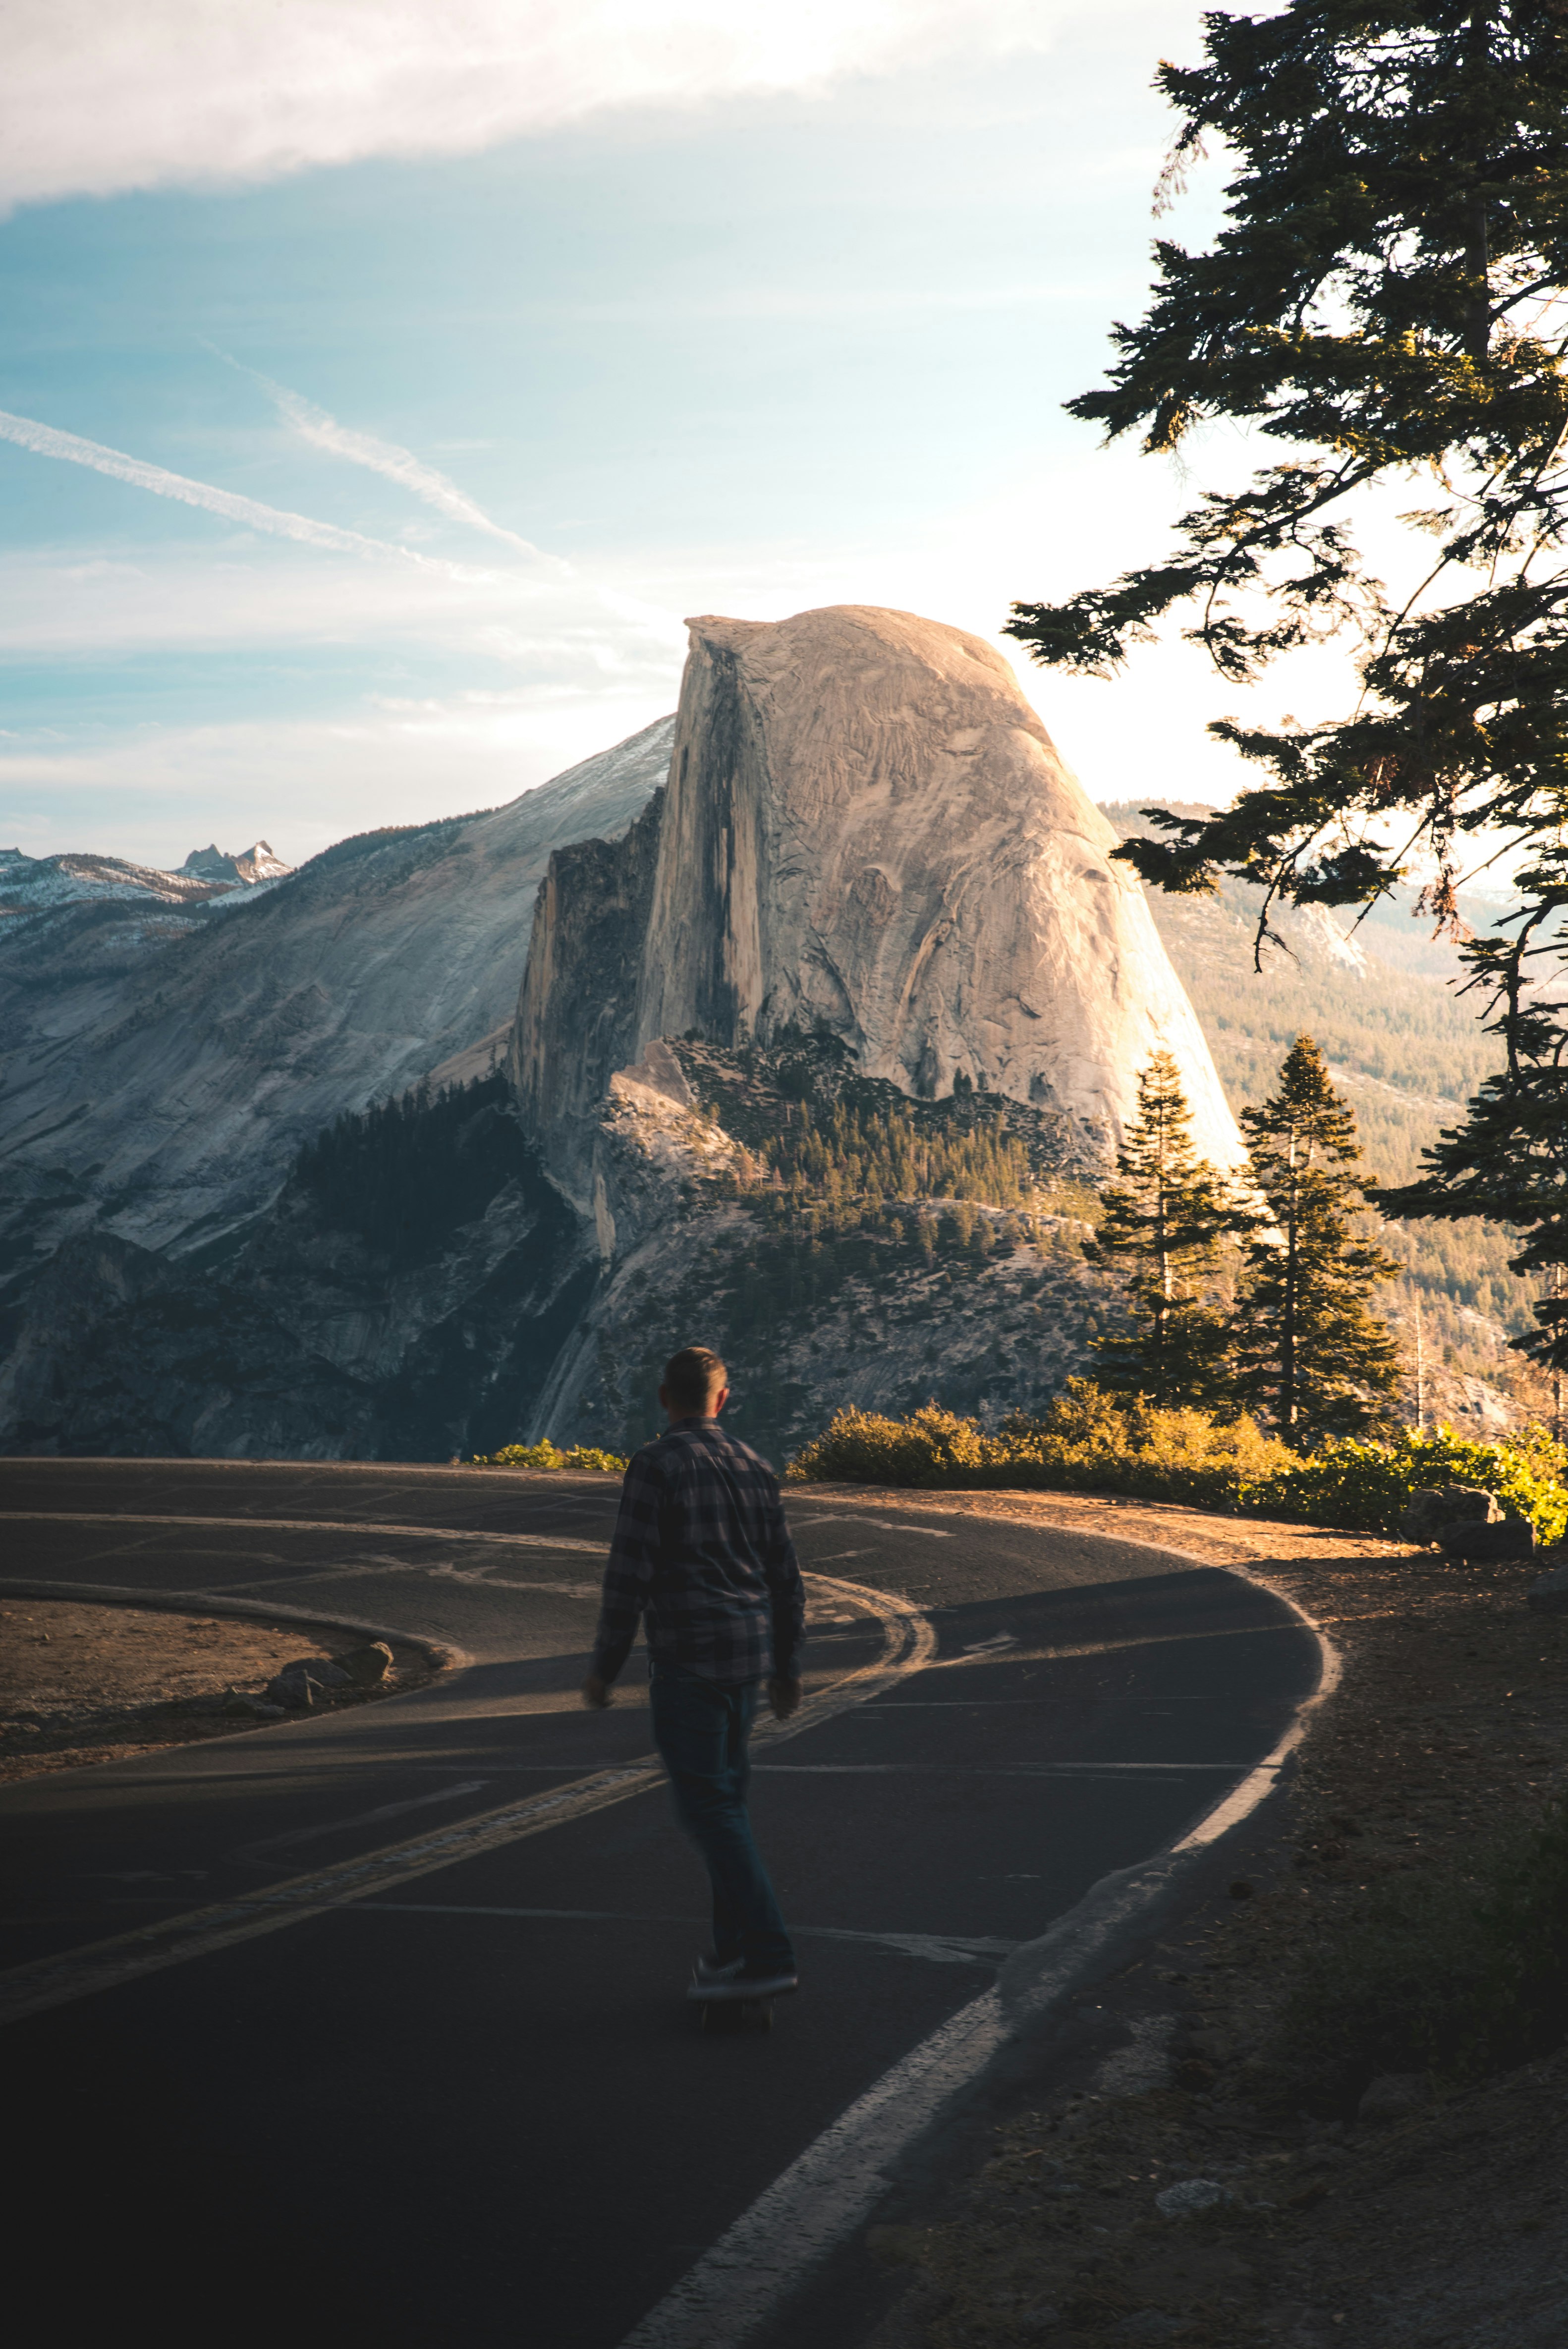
[
  {"left": 1283, "top": 1799, "right": 1568, "bottom": 2091},
  {"left": 1248, "top": 1424, "right": 1568, "bottom": 1542},
  {"left": 785, "top": 1383, "right": 1294, "bottom": 1505},
  {"left": 468, "top": 1439, "right": 628, "bottom": 1472},
  {"left": 785, "top": 1384, "right": 1568, "bottom": 1537}
]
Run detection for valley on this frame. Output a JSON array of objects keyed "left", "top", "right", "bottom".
[{"left": 0, "top": 608, "right": 1550, "bottom": 1464}]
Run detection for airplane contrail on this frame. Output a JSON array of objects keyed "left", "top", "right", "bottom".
[
  {"left": 0, "top": 406, "right": 500, "bottom": 583},
  {"left": 241, "top": 363, "right": 565, "bottom": 569}
]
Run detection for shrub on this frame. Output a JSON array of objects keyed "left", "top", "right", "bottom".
[
  {"left": 785, "top": 1383, "right": 1294, "bottom": 1504},
  {"left": 785, "top": 1385, "right": 1568, "bottom": 1537},
  {"left": 1248, "top": 1423, "right": 1568, "bottom": 1541},
  {"left": 1282, "top": 1798, "right": 1568, "bottom": 2092},
  {"left": 469, "top": 1440, "right": 628, "bottom": 1472}
]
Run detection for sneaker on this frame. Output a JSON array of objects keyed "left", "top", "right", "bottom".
[
  {"left": 690, "top": 1963, "right": 799, "bottom": 2002},
  {"left": 688, "top": 1952, "right": 745, "bottom": 1995}
]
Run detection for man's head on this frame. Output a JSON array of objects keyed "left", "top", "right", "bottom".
[{"left": 660, "top": 1344, "right": 728, "bottom": 1422}]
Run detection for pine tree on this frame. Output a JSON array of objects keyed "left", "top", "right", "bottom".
[
  {"left": 1084, "top": 1051, "right": 1241, "bottom": 1406},
  {"left": 1005, "top": 4, "right": 1568, "bottom": 1335},
  {"left": 1233, "top": 1038, "right": 1402, "bottom": 1443},
  {"left": 1378, "top": 908, "right": 1568, "bottom": 1395}
]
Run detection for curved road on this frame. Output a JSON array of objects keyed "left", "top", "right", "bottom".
[{"left": 0, "top": 1459, "right": 1318, "bottom": 2348}]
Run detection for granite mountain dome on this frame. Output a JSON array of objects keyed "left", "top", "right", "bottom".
[
  {"left": 1, "top": 607, "right": 1246, "bottom": 1461},
  {"left": 513, "top": 604, "right": 1242, "bottom": 1206}
]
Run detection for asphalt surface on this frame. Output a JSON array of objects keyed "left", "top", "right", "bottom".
[{"left": 0, "top": 1459, "right": 1318, "bottom": 2347}]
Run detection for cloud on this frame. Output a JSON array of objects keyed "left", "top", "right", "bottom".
[
  {"left": 0, "top": 399, "right": 689, "bottom": 665},
  {"left": 232, "top": 360, "right": 560, "bottom": 564},
  {"left": 0, "top": 407, "right": 502, "bottom": 583},
  {"left": 0, "top": 0, "right": 1065, "bottom": 212}
]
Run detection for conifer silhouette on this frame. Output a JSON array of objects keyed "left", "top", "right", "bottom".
[
  {"left": 1084, "top": 1050, "right": 1240, "bottom": 1407},
  {"left": 1234, "top": 1037, "right": 1401, "bottom": 1443}
]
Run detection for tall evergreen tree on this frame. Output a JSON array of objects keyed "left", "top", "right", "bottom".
[
  {"left": 1005, "top": 2, "right": 1568, "bottom": 1346},
  {"left": 1378, "top": 922, "right": 1568, "bottom": 1394},
  {"left": 1233, "top": 1037, "right": 1402, "bottom": 1442},
  {"left": 1084, "top": 1050, "right": 1241, "bottom": 1405}
]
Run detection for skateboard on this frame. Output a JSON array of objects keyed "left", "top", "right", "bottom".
[
  {"left": 695, "top": 1992, "right": 774, "bottom": 2033},
  {"left": 690, "top": 1968, "right": 776, "bottom": 2033}
]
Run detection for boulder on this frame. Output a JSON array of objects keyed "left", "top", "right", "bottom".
[
  {"left": 1527, "top": 1557, "right": 1568, "bottom": 1615},
  {"left": 1438, "top": 1517, "right": 1534, "bottom": 1565},
  {"left": 1398, "top": 1486, "right": 1500, "bottom": 1544},
  {"left": 281, "top": 1655, "right": 349, "bottom": 1689},
  {"left": 265, "top": 1658, "right": 350, "bottom": 1710},
  {"left": 330, "top": 1640, "right": 394, "bottom": 1685},
  {"left": 1356, "top": 2072, "right": 1430, "bottom": 2125},
  {"left": 1156, "top": 2178, "right": 1231, "bottom": 2217}
]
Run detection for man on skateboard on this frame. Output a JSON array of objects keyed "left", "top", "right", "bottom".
[{"left": 581, "top": 1345, "right": 804, "bottom": 2004}]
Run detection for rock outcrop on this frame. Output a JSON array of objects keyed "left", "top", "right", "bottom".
[
  {"left": 0, "top": 716, "right": 674, "bottom": 1274},
  {"left": 512, "top": 606, "right": 1242, "bottom": 1209},
  {"left": 180, "top": 840, "right": 292, "bottom": 886},
  {"left": 0, "top": 610, "right": 1248, "bottom": 1464}
]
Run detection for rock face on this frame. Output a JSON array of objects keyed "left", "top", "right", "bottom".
[
  {"left": 511, "top": 607, "right": 1242, "bottom": 1206},
  {"left": 180, "top": 840, "right": 291, "bottom": 886},
  {"left": 510, "top": 790, "right": 667, "bottom": 1205},
  {"left": 0, "top": 611, "right": 1247, "bottom": 1465},
  {"left": 0, "top": 717, "right": 674, "bottom": 1273},
  {"left": 0, "top": 1075, "right": 595, "bottom": 1459}
]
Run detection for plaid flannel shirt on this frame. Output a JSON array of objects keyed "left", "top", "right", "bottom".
[{"left": 590, "top": 1417, "right": 805, "bottom": 1687}]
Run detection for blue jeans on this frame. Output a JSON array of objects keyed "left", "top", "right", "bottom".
[{"left": 648, "top": 1661, "right": 794, "bottom": 1973}]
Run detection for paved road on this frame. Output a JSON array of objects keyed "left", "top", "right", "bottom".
[{"left": 0, "top": 1460, "right": 1317, "bottom": 2347}]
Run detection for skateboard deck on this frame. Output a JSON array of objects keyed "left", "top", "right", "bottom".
[{"left": 695, "top": 1993, "right": 774, "bottom": 2034}]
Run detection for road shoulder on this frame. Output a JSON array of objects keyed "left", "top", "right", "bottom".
[{"left": 827, "top": 1489, "right": 1568, "bottom": 2349}]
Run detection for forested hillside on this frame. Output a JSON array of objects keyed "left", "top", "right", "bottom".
[{"left": 1102, "top": 802, "right": 1542, "bottom": 1420}]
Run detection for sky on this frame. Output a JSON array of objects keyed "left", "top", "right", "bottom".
[{"left": 0, "top": 0, "right": 1325, "bottom": 871}]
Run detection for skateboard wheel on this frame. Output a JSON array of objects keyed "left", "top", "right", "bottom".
[{"left": 698, "top": 1998, "right": 774, "bottom": 2034}]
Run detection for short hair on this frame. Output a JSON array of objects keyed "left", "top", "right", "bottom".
[{"left": 663, "top": 1345, "right": 728, "bottom": 1412}]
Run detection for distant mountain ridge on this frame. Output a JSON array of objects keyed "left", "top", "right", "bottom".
[
  {"left": 180, "top": 840, "right": 291, "bottom": 886},
  {"left": 0, "top": 607, "right": 1236, "bottom": 1460},
  {"left": 0, "top": 719, "right": 675, "bottom": 1285},
  {"left": 0, "top": 629, "right": 1541, "bottom": 1460},
  {"left": 0, "top": 838, "right": 291, "bottom": 913}
]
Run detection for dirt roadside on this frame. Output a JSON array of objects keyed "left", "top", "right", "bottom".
[
  {"left": 0, "top": 1598, "right": 434, "bottom": 1782},
  {"left": 789, "top": 1485, "right": 1568, "bottom": 2349}
]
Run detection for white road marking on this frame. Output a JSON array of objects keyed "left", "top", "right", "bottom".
[
  {"left": 789, "top": 1515, "right": 952, "bottom": 1538},
  {"left": 615, "top": 1573, "right": 1338, "bottom": 2349},
  {"left": 961, "top": 1632, "right": 1017, "bottom": 1653},
  {"left": 347, "top": 1903, "right": 1017, "bottom": 1966},
  {"left": 225, "top": 1563, "right": 603, "bottom": 1597},
  {"left": 0, "top": 1510, "right": 611, "bottom": 1556},
  {"left": 0, "top": 1570, "right": 933, "bottom": 2028},
  {"left": 1169, "top": 1562, "right": 1343, "bottom": 1854},
  {"left": 923, "top": 1617, "right": 1307, "bottom": 1670},
  {"left": 621, "top": 1991, "right": 1013, "bottom": 2349},
  {"left": 754, "top": 1761, "right": 1254, "bottom": 1776},
  {"left": 233, "top": 1781, "right": 490, "bottom": 1862}
]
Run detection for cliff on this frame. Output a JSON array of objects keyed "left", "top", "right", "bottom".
[
  {"left": 0, "top": 611, "right": 1259, "bottom": 1462},
  {"left": 0, "top": 716, "right": 674, "bottom": 1276},
  {"left": 512, "top": 606, "right": 1243, "bottom": 1207}
]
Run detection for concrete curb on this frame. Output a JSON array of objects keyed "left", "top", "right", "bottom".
[{"left": 0, "top": 1577, "right": 471, "bottom": 1674}]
